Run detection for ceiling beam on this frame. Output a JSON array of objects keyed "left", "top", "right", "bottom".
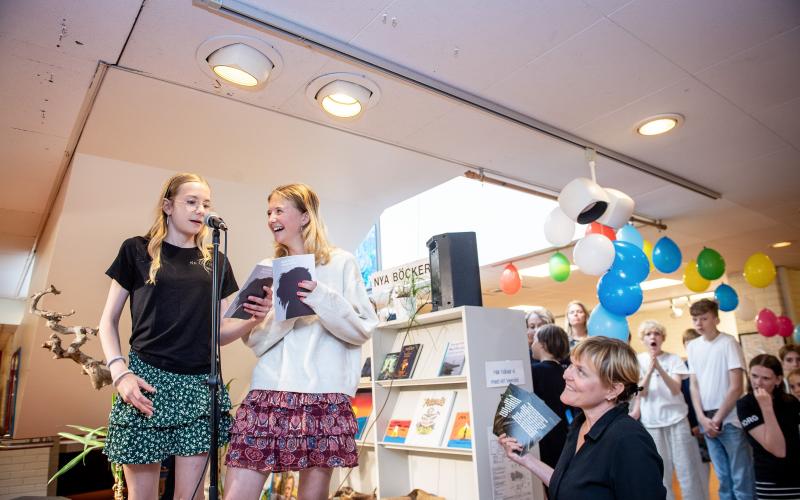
[{"left": 194, "top": 0, "right": 722, "bottom": 200}]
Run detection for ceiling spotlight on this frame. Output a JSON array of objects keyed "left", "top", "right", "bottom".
[
  {"left": 306, "top": 73, "right": 381, "bottom": 119},
  {"left": 316, "top": 80, "right": 372, "bottom": 118},
  {"left": 207, "top": 43, "right": 273, "bottom": 87},
  {"left": 636, "top": 114, "right": 684, "bottom": 136},
  {"left": 670, "top": 298, "right": 684, "bottom": 318},
  {"left": 772, "top": 241, "right": 792, "bottom": 248}
]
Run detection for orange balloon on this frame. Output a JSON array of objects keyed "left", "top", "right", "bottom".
[
  {"left": 500, "top": 263, "right": 522, "bottom": 295},
  {"left": 585, "top": 222, "right": 616, "bottom": 241}
]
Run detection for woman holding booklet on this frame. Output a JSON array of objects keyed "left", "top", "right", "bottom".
[
  {"left": 499, "top": 336, "right": 666, "bottom": 500},
  {"left": 224, "top": 183, "right": 379, "bottom": 500}
]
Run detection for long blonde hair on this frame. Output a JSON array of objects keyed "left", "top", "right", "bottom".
[
  {"left": 144, "top": 173, "right": 211, "bottom": 284},
  {"left": 565, "top": 300, "right": 589, "bottom": 338},
  {"left": 269, "top": 183, "right": 332, "bottom": 265}
]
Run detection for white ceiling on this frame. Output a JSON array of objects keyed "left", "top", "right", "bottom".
[{"left": 1, "top": 0, "right": 799, "bottom": 312}]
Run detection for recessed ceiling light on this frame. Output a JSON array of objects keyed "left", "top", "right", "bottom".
[
  {"left": 519, "top": 262, "right": 579, "bottom": 278},
  {"left": 306, "top": 73, "right": 381, "bottom": 120},
  {"left": 196, "top": 35, "right": 283, "bottom": 90},
  {"left": 772, "top": 241, "right": 792, "bottom": 248},
  {"left": 636, "top": 114, "right": 684, "bottom": 136}
]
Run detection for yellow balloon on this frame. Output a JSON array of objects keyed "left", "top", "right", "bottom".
[
  {"left": 743, "top": 252, "right": 776, "bottom": 288},
  {"left": 683, "top": 259, "right": 710, "bottom": 292},
  {"left": 642, "top": 239, "right": 655, "bottom": 271}
]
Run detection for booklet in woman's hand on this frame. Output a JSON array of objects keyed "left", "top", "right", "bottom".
[
  {"left": 492, "top": 383, "right": 561, "bottom": 456},
  {"left": 224, "top": 264, "right": 273, "bottom": 320}
]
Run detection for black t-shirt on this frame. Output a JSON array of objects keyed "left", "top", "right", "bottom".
[
  {"left": 106, "top": 236, "right": 238, "bottom": 375},
  {"left": 531, "top": 360, "right": 568, "bottom": 468},
  {"left": 737, "top": 392, "right": 800, "bottom": 485}
]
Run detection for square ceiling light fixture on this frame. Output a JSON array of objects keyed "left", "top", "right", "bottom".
[
  {"left": 306, "top": 73, "right": 381, "bottom": 119},
  {"left": 196, "top": 35, "right": 283, "bottom": 89}
]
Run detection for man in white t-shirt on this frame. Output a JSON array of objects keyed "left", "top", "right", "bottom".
[{"left": 687, "top": 299, "right": 755, "bottom": 500}]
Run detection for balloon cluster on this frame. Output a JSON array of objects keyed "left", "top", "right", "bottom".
[{"left": 755, "top": 308, "right": 795, "bottom": 338}]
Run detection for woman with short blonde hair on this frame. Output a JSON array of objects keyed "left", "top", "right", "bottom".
[{"left": 500, "top": 336, "right": 665, "bottom": 499}]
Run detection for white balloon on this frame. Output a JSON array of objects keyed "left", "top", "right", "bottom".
[
  {"left": 737, "top": 295, "right": 756, "bottom": 322},
  {"left": 543, "top": 206, "right": 576, "bottom": 247},
  {"left": 573, "top": 234, "right": 615, "bottom": 276}
]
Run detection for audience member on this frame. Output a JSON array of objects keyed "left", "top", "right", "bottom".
[
  {"left": 788, "top": 368, "right": 800, "bottom": 401},
  {"left": 526, "top": 306, "right": 555, "bottom": 351},
  {"left": 736, "top": 354, "right": 800, "bottom": 499},
  {"left": 632, "top": 320, "right": 708, "bottom": 500},
  {"left": 565, "top": 301, "right": 589, "bottom": 349},
  {"left": 778, "top": 344, "right": 800, "bottom": 392},
  {"left": 687, "top": 299, "right": 755, "bottom": 500}
]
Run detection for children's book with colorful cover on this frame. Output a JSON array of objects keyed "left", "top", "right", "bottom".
[
  {"left": 383, "top": 419, "right": 411, "bottom": 443},
  {"left": 437, "top": 341, "right": 465, "bottom": 376},
  {"left": 394, "top": 343, "right": 422, "bottom": 379},
  {"left": 350, "top": 391, "right": 373, "bottom": 440},
  {"left": 446, "top": 411, "right": 472, "bottom": 448},
  {"left": 405, "top": 390, "right": 457, "bottom": 447},
  {"left": 377, "top": 352, "right": 401, "bottom": 380}
]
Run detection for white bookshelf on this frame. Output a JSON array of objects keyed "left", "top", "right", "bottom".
[{"left": 366, "top": 306, "right": 543, "bottom": 500}]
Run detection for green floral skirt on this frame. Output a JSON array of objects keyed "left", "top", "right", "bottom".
[{"left": 103, "top": 352, "right": 232, "bottom": 464}]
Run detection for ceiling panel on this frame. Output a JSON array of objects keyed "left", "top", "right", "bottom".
[
  {"left": 0, "top": 130, "right": 68, "bottom": 211},
  {"left": 753, "top": 96, "right": 800, "bottom": 150},
  {"left": 610, "top": 0, "right": 800, "bottom": 73},
  {"left": 350, "top": 0, "right": 601, "bottom": 94},
  {"left": 697, "top": 26, "right": 800, "bottom": 115},
  {"left": 484, "top": 19, "right": 686, "bottom": 130},
  {"left": 576, "top": 77, "right": 789, "bottom": 191}
]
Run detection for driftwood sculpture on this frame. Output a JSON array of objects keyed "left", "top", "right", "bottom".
[{"left": 32, "top": 285, "right": 111, "bottom": 389}]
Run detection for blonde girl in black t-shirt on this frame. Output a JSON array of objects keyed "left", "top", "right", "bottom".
[{"left": 99, "top": 173, "right": 271, "bottom": 500}]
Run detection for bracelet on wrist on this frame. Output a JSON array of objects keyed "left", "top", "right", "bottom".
[
  {"left": 107, "top": 356, "right": 126, "bottom": 369},
  {"left": 112, "top": 370, "right": 133, "bottom": 387}
]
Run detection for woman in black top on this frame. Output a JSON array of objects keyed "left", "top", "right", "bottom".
[
  {"left": 99, "top": 173, "right": 270, "bottom": 499},
  {"left": 530, "top": 324, "right": 570, "bottom": 469},
  {"left": 500, "top": 336, "right": 665, "bottom": 500},
  {"left": 736, "top": 354, "right": 800, "bottom": 500}
]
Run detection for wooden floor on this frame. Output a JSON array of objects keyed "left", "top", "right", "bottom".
[{"left": 672, "top": 465, "right": 720, "bottom": 500}]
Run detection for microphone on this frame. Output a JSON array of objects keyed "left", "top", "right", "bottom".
[{"left": 204, "top": 212, "right": 228, "bottom": 231}]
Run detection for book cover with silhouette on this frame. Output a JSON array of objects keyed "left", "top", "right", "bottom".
[
  {"left": 492, "top": 383, "right": 560, "bottom": 456},
  {"left": 383, "top": 419, "right": 411, "bottom": 443},
  {"left": 446, "top": 411, "right": 472, "bottom": 449},
  {"left": 224, "top": 263, "right": 273, "bottom": 320},
  {"left": 437, "top": 341, "right": 465, "bottom": 376},
  {"left": 351, "top": 391, "right": 373, "bottom": 440},
  {"left": 272, "top": 254, "right": 316, "bottom": 321},
  {"left": 377, "top": 352, "right": 401, "bottom": 380},
  {"left": 394, "top": 343, "right": 422, "bottom": 379},
  {"left": 405, "top": 390, "right": 457, "bottom": 447}
]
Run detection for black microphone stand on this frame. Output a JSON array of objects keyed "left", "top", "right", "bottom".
[{"left": 208, "top": 227, "right": 222, "bottom": 500}]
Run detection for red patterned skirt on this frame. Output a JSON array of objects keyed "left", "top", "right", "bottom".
[{"left": 225, "top": 390, "right": 359, "bottom": 473}]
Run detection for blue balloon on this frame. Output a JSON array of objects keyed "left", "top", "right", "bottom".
[
  {"left": 609, "top": 240, "right": 650, "bottom": 284},
  {"left": 597, "top": 272, "right": 643, "bottom": 316},
  {"left": 617, "top": 224, "right": 644, "bottom": 248},
  {"left": 652, "top": 236, "right": 682, "bottom": 274},
  {"left": 714, "top": 284, "right": 739, "bottom": 312},
  {"left": 587, "top": 304, "right": 630, "bottom": 342},
  {"left": 794, "top": 324, "right": 800, "bottom": 344}
]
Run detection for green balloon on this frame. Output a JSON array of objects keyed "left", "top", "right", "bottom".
[
  {"left": 549, "top": 252, "right": 571, "bottom": 282},
  {"left": 697, "top": 247, "right": 725, "bottom": 280}
]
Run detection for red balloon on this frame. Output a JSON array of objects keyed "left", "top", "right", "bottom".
[
  {"left": 756, "top": 308, "right": 778, "bottom": 337},
  {"left": 500, "top": 263, "right": 522, "bottom": 295},
  {"left": 585, "top": 222, "right": 616, "bottom": 241},
  {"left": 776, "top": 316, "right": 794, "bottom": 337}
]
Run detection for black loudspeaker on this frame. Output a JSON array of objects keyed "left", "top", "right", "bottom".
[{"left": 426, "top": 232, "right": 483, "bottom": 311}]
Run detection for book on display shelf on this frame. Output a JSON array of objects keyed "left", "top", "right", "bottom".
[
  {"left": 393, "top": 343, "right": 422, "bottom": 379},
  {"left": 437, "top": 340, "right": 465, "bottom": 376},
  {"left": 360, "top": 356, "right": 372, "bottom": 380},
  {"left": 377, "top": 352, "right": 401, "bottom": 381},
  {"left": 351, "top": 391, "right": 373, "bottom": 440},
  {"left": 446, "top": 411, "right": 472, "bottom": 449},
  {"left": 405, "top": 390, "right": 457, "bottom": 447},
  {"left": 383, "top": 419, "right": 412, "bottom": 444}
]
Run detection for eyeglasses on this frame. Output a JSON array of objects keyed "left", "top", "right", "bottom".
[{"left": 173, "top": 198, "right": 213, "bottom": 212}]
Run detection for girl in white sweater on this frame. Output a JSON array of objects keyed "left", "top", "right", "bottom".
[{"left": 224, "top": 183, "right": 378, "bottom": 500}]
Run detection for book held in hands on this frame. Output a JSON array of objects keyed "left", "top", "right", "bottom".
[
  {"left": 492, "top": 383, "right": 561, "bottom": 456},
  {"left": 272, "top": 254, "right": 316, "bottom": 321},
  {"left": 224, "top": 263, "right": 273, "bottom": 320}
]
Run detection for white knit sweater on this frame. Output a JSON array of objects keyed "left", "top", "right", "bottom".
[{"left": 242, "top": 248, "right": 378, "bottom": 396}]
